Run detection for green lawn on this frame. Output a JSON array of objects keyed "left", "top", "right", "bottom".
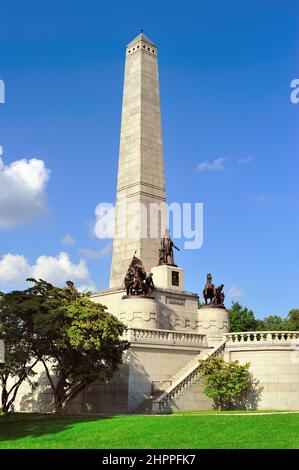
[{"left": 0, "top": 413, "right": 298, "bottom": 449}]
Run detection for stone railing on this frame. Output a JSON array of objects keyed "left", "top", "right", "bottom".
[
  {"left": 152, "top": 339, "right": 226, "bottom": 413},
  {"left": 224, "top": 331, "right": 299, "bottom": 346},
  {"left": 123, "top": 328, "right": 207, "bottom": 347}
]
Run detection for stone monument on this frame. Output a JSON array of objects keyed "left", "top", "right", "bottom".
[
  {"left": 109, "top": 32, "right": 167, "bottom": 289},
  {"left": 91, "top": 33, "right": 199, "bottom": 333},
  {"left": 10, "top": 33, "right": 299, "bottom": 414}
]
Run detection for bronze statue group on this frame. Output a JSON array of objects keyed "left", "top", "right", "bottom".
[
  {"left": 203, "top": 273, "right": 225, "bottom": 307},
  {"left": 123, "top": 230, "right": 225, "bottom": 307},
  {"left": 123, "top": 229, "right": 179, "bottom": 297},
  {"left": 123, "top": 256, "right": 155, "bottom": 296}
]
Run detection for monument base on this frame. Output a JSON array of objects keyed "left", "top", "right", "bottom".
[
  {"left": 198, "top": 306, "right": 230, "bottom": 347},
  {"left": 151, "top": 264, "right": 184, "bottom": 291},
  {"left": 90, "top": 282, "right": 200, "bottom": 332},
  {"left": 119, "top": 296, "right": 159, "bottom": 329}
]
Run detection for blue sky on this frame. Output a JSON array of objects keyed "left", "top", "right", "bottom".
[{"left": 0, "top": 0, "right": 298, "bottom": 318}]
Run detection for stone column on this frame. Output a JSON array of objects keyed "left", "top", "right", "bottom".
[
  {"left": 119, "top": 296, "right": 159, "bottom": 329},
  {"left": 198, "top": 307, "right": 230, "bottom": 347}
]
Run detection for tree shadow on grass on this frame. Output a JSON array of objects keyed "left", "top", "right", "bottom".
[{"left": 0, "top": 413, "right": 115, "bottom": 443}]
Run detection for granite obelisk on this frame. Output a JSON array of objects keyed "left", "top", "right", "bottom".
[{"left": 110, "top": 33, "right": 166, "bottom": 288}]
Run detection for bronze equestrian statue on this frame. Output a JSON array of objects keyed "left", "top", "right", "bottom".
[
  {"left": 203, "top": 274, "right": 225, "bottom": 307},
  {"left": 203, "top": 273, "right": 215, "bottom": 304}
]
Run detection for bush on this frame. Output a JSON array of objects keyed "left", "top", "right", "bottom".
[{"left": 198, "top": 356, "right": 251, "bottom": 410}]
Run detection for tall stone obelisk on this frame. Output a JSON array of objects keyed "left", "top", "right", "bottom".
[{"left": 110, "top": 33, "right": 166, "bottom": 288}]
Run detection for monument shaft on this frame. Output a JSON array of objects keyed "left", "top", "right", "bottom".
[{"left": 110, "top": 33, "right": 166, "bottom": 288}]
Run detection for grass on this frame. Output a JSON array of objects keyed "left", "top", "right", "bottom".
[
  {"left": 0, "top": 412, "right": 299, "bottom": 449},
  {"left": 173, "top": 409, "right": 287, "bottom": 414}
]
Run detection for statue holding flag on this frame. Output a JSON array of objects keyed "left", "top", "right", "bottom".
[{"left": 123, "top": 252, "right": 155, "bottom": 296}]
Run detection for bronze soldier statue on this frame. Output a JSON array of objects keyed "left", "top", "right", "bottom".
[
  {"left": 144, "top": 273, "right": 155, "bottom": 296},
  {"left": 211, "top": 284, "right": 225, "bottom": 307},
  {"left": 123, "top": 254, "right": 155, "bottom": 296},
  {"left": 124, "top": 269, "right": 134, "bottom": 296}
]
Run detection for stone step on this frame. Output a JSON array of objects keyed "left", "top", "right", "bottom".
[
  {"left": 171, "top": 353, "right": 204, "bottom": 382},
  {"left": 134, "top": 390, "right": 164, "bottom": 414}
]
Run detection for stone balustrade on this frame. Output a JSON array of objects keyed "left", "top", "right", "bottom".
[
  {"left": 224, "top": 331, "right": 299, "bottom": 345},
  {"left": 123, "top": 328, "right": 207, "bottom": 347}
]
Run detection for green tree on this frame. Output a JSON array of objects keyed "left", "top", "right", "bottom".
[
  {"left": 198, "top": 356, "right": 251, "bottom": 410},
  {"left": 286, "top": 309, "right": 299, "bottom": 330},
  {"left": 228, "top": 302, "right": 258, "bottom": 332},
  {"left": 0, "top": 292, "right": 39, "bottom": 413},
  {"left": 258, "top": 314, "right": 287, "bottom": 331},
  {"left": 1, "top": 280, "right": 129, "bottom": 414}
]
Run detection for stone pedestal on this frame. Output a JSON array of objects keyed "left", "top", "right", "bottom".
[
  {"left": 119, "top": 296, "right": 159, "bottom": 329},
  {"left": 197, "top": 307, "right": 230, "bottom": 347},
  {"left": 151, "top": 264, "right": 184, "bottom": 292}
]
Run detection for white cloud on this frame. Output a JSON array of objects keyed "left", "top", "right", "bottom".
[
  {"left": 196, "top": 158, "right": 225, "bottom": 172},
  {"left": 227, "top": 286, "right": 243, "bottom": 298},
  {"left": 0, "top": 146, "right": 3, "bottom": 157},
  {"left": 79, "top": 243, "right": 112, "bottom": 260},
  {"left": 237, "top": 156, "right": 254, "bottom": 165},
  {"left": 0, "top": 156, "right": 50, "bottom": 228},
  {"left": 31, "top": 252, "right": 89, "bottom": 285},
  {"left": 0, "top": 251, "right": 93, "bottom": 290},
  {"left": 93, "top": 203, "right": 115, "bottom": 238},
  {"left": 0, "top": 253, "right": 30, "bottom": 283},
  {"left": 61, "top": 234, "right": 76, "bottom": 245}
]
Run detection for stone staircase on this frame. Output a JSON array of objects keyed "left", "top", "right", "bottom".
[
  {"left": 135, "top": 340, "right": 226, "bottom": 414},
  {"left": 134, "top": 353, "right": 207, "bottom": 414},
  {"left": 171, "top": 351, "right": 207, "bottom": 383},
  {"left": 153, "top": 339, "right": 226, "bottom": 413}
]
